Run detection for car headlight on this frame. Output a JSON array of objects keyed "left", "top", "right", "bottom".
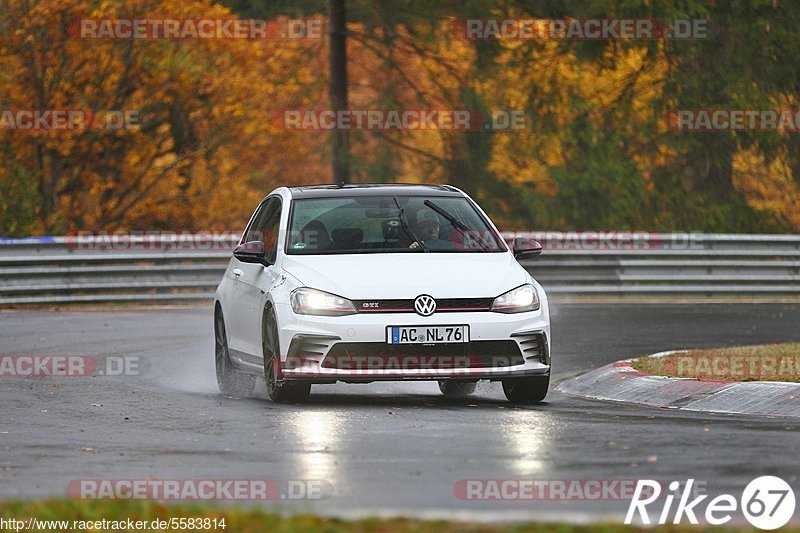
[
  {"left": 290, "top": 287, "right": 357, "bottom": 316},
  {"left": 491, "top": 284, "right": 540, "bottom": 313}
]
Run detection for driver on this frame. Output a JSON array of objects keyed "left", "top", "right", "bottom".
[{"left": 409, "top": 209, "right": 449, "bottom": 249}]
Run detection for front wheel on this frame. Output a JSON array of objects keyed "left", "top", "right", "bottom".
[
  {"left": 214, "top": 309, "right": 256, "bottom": 397},
  {"left": 502, "top": 374, "right": 549, "bottom": 404},
  {"left": 263, "top": 306, "right": 311, "bottom": 403}
]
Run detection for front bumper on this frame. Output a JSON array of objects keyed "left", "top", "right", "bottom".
[{"left": 273, "top": 302, "right": 551, "bottom": 382}]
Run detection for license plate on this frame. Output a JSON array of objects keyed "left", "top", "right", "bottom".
[{"left": 387, "top": 325, "right": 469, "bottom": 344}]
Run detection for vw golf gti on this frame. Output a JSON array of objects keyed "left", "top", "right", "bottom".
[{"left": 214, "top": 184, "right": 550, "bottom": 403}]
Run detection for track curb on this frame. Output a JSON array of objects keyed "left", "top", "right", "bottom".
[{"left": 556, "top": 350, "right": 800, "bottom": 418}]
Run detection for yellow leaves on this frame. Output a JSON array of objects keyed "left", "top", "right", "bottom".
[
  {"left": 733, "top": 148, "right": 800, "bottom": 229},
  {"left": 3, "top": 0, "right": 794, "bottom": 234},
  {"left": 3, "top": 0, "right": 307, "bottom": 229},
  {"left": 489, "top": 137, "right": 557, "bottom": 194}
]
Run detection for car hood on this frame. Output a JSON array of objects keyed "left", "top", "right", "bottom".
[{"left": 281, "top": 253, "right": 529, "bottom": 300}]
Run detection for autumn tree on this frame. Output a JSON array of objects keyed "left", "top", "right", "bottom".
[{"left": 0, "top": 0, "right": 324, "bottom": 235}]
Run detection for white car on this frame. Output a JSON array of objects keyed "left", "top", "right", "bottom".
[{"left": 214, "top": 184, "right": 550, "bottom": 403}]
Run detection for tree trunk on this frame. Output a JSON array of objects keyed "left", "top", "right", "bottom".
[{"left": 328, "top": 0, "right": 350, "bottom": 184}]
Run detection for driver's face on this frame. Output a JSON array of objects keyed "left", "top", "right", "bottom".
[{"left": 417, "top": 219, "right": 440, "bottom": 241}]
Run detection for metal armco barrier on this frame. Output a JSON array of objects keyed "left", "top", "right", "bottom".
[{"left": 0, "top": 233, "right": 798, "bottom": 305}]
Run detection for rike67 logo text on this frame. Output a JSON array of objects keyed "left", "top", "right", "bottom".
[{"left": 626, "top": 477, "right": 795, "bottom": 529}]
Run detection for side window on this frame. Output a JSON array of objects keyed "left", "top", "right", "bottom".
[
  {"left": 253, "top": 197, "right": 282, "bottom": 264},
  {"left": 243, "top": 201, "right": 271, "bottom": 244}
]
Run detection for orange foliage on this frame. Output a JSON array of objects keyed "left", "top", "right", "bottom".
[
  {"left": 733, "top": 148, "right": 800, "bottom": 229},
  {"left": 1, "top": 1, "right": 798, "bottom": 234},
  {"left": 0, "top": 0, "right": 326, "bottom": 233}
]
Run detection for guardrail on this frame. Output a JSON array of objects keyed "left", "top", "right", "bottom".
[{"left": 0, "top": 233, "right": 798, "bottom": 305}]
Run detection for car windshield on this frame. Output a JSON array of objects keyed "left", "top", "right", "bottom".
[{"left": 287, "top": 195, "right": 506, "bottom": 254}]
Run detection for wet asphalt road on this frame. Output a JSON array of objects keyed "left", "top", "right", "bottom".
[{"left": 1, "top": 303, "right": 799, "bottom": 522}]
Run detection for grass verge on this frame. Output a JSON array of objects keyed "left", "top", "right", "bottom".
[{"left": 632, "top": 343, "right": 800, "bottom": 382}]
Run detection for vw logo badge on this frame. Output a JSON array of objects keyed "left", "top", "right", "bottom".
[{"left": 414, "top": 295, "right": 436, "bottom": 316}]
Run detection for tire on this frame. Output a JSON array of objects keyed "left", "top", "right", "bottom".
[
  {"left": 438, "top": 380, "right": 477, "bottom": 398},
  {"left": 502, "top": 374, "right": 549, "bottom": 404},
  {"left": 214, "top": 308, "right": 256, "bottom": 397},
  {"left": 263, "top": 306, "right": 311, "bottom": 403}
]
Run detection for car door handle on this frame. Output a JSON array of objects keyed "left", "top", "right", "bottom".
[{"left": 232, "top": 268, "right": 243, "bottom": 278}]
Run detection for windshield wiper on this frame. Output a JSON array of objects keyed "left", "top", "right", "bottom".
[
  {"left": 423, "top": 200, "right": 493, "bottom": 252},
  {"left": 394, "top": 197, "right": 428, "bottom": 252}
]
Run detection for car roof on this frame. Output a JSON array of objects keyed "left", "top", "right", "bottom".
[{"left": 287, "top": 183, "right": 464, "bottom": 199}]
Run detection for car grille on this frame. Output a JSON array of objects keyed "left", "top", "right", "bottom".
[
  {"left": 352, "top": 297, "right": 494, "bottom": 313},
  {"left": 320, "top": 340, "right": 524, "bottom": 370}
]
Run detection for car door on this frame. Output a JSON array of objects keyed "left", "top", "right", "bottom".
[
  {"left": 225, "top": 199, "right": 271, "bottom": 362},
  {"left": 235, "top": 196, "right": 284, "bottom": 363}
]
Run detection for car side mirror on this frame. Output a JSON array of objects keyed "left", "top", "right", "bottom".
[
  {"left": 233, "top": 241, "right": 270, "bottom": 265},
  {"left": 513, "top": 237, "right": 543, "bottom": 260}
]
